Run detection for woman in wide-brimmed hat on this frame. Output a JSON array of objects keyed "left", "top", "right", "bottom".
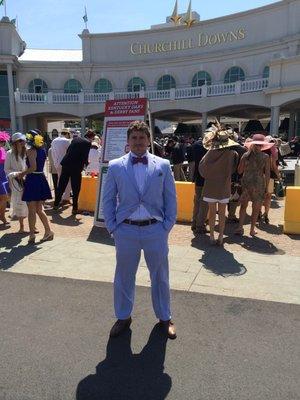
[
  {"left": 199, "top": 125, "right": 239, "bottom": 245},
  {"left": 4, "top": 132, "right": 28, "bottom": 232},
  {"left": 235, "top": 134, "right": 272, "bottom": 236}
]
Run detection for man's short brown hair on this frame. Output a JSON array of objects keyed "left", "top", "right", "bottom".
[{"left": 127, "top": 121, "right": 150, "bottom": 139}]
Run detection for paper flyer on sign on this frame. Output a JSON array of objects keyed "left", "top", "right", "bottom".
[{"left": 103, "top": 120, "right": 136, "bottom": 162}]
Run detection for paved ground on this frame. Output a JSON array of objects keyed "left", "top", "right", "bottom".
[
  {"left": 1, "top": 198, "right": 300, "bottom": 305},
  {"left": 0, "top": 272, "right": 299, "bottom": 400},
  {"left": 1, "top": 198, "right": 300, "bottom": 399}
]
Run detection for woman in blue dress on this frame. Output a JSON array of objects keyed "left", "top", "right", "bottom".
[{"left": 19, "top": 130, "right": 53, "bottom": 244}]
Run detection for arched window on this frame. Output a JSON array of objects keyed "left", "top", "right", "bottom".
[
  {"left": 28, "top": 79, "right": 48, "bottom": 93},
  {"left": 127, "top": 77, "right": 146, "bottom": 92},
  {"left": 191, "top": 71, "right": 212, "bottom": 87},
  {"left": 94, "top": 79, "right": 112, "bottom": 93},
  {"left": 262, "top": 66, "right": 270, "bottom": 78},
  {"left": 64, "top": 79, "right": 82, "bottom": 93},
  {"left": 157, "top": 75, "right": 176, "bottom": 90},
  {"left": 224, "top": 67, "right": 245, "bottom": 83}
]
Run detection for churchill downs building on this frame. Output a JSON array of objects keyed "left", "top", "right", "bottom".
[{"left": 0, "top": 0, "right": 300, "bottom": 137}]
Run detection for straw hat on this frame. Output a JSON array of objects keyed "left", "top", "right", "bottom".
[
  {"left": 245, "top": 134, "right": 275, "bottom": 151},
  {"left": 203, "top": 128, "right": 238, "bottom": 150}
]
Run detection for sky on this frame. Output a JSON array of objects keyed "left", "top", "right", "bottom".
[{"left": 2, "top": 0, "right": 277, "bottom": 49}]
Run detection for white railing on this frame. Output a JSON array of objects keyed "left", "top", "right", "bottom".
[
  {"left": 84, "top": 92, "right": 110, "bottom": 103},
  {"left": 207, "top": 82, "right": 236, "bottom": 96},
  {"left": 18, "top": 92, "right": 47, "bottom": 103},
  {"left": 146, "top": 89, "right": 171, "bottom": 100},
  {"left": 52, "top": 93, "right": 80, "bottom": 103},
  {"left": 114, "top": 91, "right": 141, "bottom": 100},
  {"left": 175, "top": 86, "right": 202, "bottom": 99},
  {"left": 241, "top": 78, "right": 269, "bottom": 93},
  {"left": 15, "top": 78, "right": 269, "bottom": 104}
]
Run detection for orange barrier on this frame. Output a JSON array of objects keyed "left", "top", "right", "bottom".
[
  {"left": 175, "top": 181, "right": 194, "bottom": 222},
  {"left": 78, "top": 176, "right": 99, "bottom": 212},
  {"left": 284, "top": 186, "right": 300, "bottom": 234},
  {"left": 78, "top": 176, "right": 195, "bottom": 222}
]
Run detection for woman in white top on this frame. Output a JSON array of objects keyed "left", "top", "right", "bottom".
[
  {"left": 4, "top": 132, "right": 28, "bottom": 232},
  {"left": 86, "top": 141, "right": 101, "bottom": 175}
]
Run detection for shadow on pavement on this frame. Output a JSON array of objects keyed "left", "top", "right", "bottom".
[
  {"left": 226, "top": 234, "right": 285, "bottom": 255},
  {"left": 191, "top": 236, "right": 247, "bottom": 277},
  {"left": 87, "top": 226, "right": 115, "bottom": 246},
  {"left": 76, "top": 325, "right": 171, "bottom": 400},
  {"left": 257, "top": 222, "right": 284, "bottom": 236},
  {"left": 47, "top": 210, "right": 83, "bottom": 227},
  {"left": 0, "top": 232, "right": 41, "bottom": 270}
]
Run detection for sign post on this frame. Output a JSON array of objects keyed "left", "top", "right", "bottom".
[{"left": 94, "top": 98, "right": 151, "bottom": 226}]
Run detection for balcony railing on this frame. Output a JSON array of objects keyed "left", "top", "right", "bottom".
[{"left": 15, "top": 78, "right": 269, "bottom": 104}]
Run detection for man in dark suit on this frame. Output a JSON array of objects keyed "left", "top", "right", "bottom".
[{"left": 53, "top": 135, "right": 91, "bottom": 214}]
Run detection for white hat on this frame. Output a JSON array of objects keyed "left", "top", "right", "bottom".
[{"left": 11, "top": 132, "right": 26, "bottom": 142}]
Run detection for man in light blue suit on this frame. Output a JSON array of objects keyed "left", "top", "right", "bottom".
[{"left": 103, "top": 121, "right": 177, "bottom": 339}]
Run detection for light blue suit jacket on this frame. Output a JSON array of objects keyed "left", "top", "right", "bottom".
[{"left": 102, "top": 152, "right": 177, "bottom": 234}]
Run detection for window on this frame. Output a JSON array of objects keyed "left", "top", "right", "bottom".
[
  {"left": 192, "top": 71, "right": 212, "bottom": 87},
  {"left": 28, "top": 79, "right": 48, "bottom": 93},
  {"left": 64, "top": 79, "right": 82, "bottom": 93},
  {"left": 262, "top": 66, "right": 270, "bottom": 78},
  {"left": 0, "top": 71, "right": 16, "bottom": 119},
  {"left": 157, "top": 75, "right": 176, "bottom": 90},
  {"left": 224, "top": 67, "right": 245, "bottom": 83},
  {"left": 94, "top": 79, "right": 112, "bottom": 93},
  {"left": 127, "top": 77, "right": 146, "bottom": 92}
]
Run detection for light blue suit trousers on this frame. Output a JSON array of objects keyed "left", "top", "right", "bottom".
[{"left": 113, "top": 221, "right": 171, "bottom": 321}]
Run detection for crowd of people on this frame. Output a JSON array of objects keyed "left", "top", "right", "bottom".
[
  {"left": 0, "top": 122, "right": 298, "bottom": 246},
  {"left": 0, "top": 128, "right": 101, "bottom": 244},
  {"left": 153, "top": 123, "right": 297, "bottom": 243}
]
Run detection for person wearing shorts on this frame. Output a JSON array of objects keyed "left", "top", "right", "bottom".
[{"left": 199, "top": 124, "right": 238, "bottom": 245}]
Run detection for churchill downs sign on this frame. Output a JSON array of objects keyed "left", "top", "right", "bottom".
[{"left": 130, "top": 27, "right": 246, "bottom": 55}]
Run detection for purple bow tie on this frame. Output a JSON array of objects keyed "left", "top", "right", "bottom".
[{"left": 132, "top": 156, "right": 148, "bottom": 165}]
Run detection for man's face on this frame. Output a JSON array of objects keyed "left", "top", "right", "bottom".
[{"left": 128, "top": 130, "right": 150, "bottom": 156}]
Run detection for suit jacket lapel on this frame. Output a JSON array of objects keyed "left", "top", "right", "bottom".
[
  {"left": 122, "top": 154, "right": 140, "bottom": 194},
  {"left": 142, "top": 154, "right": 156, "bottom": 195}
]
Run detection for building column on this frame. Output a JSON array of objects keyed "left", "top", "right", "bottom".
[
  {"left": 288, "top": 112, "right": 295, "bottom": 140},
  {"left": 296, "top": 111, "right": 300, "bottom": 137},
  {"left": 81, "top": 116, "right": 86, "bottom": 137},
  {"left": 201, "top": 112, "right": 207, "bottom": 135},
  {"left": 6, "top": 63, "right": 16, "bottom": 133},
  {"left": 17, "top": 116, "right": 24, "bottom": 133},
  {"left": 149, "top": 115, "right": 155, "bottom": 137},
  {"left": 270, "top": 106, "right": 280, "bottom": 136}
]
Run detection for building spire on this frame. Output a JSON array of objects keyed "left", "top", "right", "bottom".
[
  {"left": 170, "top": 0, "right": 182, "bottom": 25},
  {"left": 183, "top": 0, "right": 196, "bottom": 27}
]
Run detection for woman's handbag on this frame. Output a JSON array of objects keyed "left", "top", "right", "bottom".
[{"left": 11, "top": 176, "right": 25, "bottom": 192}]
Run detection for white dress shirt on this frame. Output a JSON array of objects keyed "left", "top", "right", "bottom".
[
  {"left": 128, "top": 151, "right": 153, "bottom": 221},
  {"left": 51, "top": 136, "right": 70, "bottom": 169}
]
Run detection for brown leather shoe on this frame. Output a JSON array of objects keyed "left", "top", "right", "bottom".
[
  {"left": 109, "top": 317, "right": 132, "bottom": 338},
  {"left": 159, "top": 320, "right": 177, "bottom": 340}
]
